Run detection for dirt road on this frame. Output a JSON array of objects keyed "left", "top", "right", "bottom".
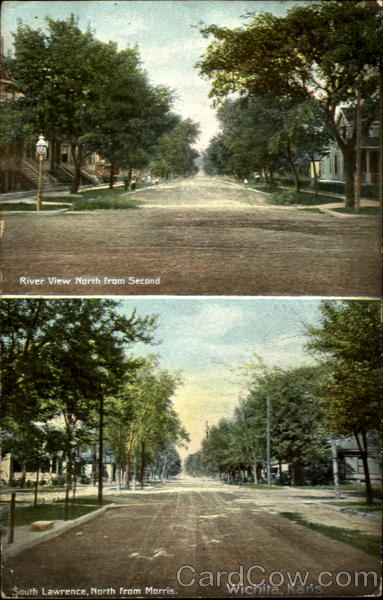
[
  {"left": 2, "top": 478, "right": 380, "bottom": 598},
  {"left": 1, "top": 176, "right": 380, "bottom": 296}
]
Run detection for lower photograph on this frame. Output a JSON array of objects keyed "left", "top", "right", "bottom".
[{"left": 0, "top": 296, "right": 381, "bottom": 599}]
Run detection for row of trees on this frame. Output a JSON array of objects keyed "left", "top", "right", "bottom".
[
  {"left": 198, "top": 0, "right": 381, "bottom": 206},
  {"left": 185, "top": 301, "right": 381, "bottom": 503},
  {"left": 1, "top": 16, "right": 199, "bottom": 191},
  {"left": 1, "top": 300, "right": 188, "bottom": 510},
  {"left": 203, "top": 96, "right": 330, "bottom": 191}
]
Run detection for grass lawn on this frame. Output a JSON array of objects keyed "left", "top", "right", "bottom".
[
  {"left": 0, "top": 203, "right": 71, "bottom": 212},
  {"left": 326, "top": 501, "right": 382, "bottom": 513},
  {"left": 1, "top": 496, "right": 112, "bottom": 526},
  {"left": 279, "top": 512, "right": 381, "bottom": 557},
  {"left": 331, "top": 206, "right": 380, "bottom": 216},
  {"left": 72, "top": 196, "right": 139, "bottom": 210},
  {"left": 242, "top": 483, "right": 286, "bottom": 490}
]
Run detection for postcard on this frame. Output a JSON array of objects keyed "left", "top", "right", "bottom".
[
  {"left": 1, "top": 296, "right": 381, "bottom": 598},
  {"left": 0, "top": 1, "right": 381, "bottom": 599},
  {"left": 0, "top": 0, "right": 381, "bottom": 297}
]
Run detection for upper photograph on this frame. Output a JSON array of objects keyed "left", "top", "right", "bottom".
[{"left": 0, "top": 0, "right": 381, "bottom": 297}]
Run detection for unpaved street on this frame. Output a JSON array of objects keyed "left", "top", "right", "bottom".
[
  {"left": 2, "top": 478, "right": 380, "bottom": 598},
  {"left": 1, "top": 176, "right": 380, "bottom": 296}
]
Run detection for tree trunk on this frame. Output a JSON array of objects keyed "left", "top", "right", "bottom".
[
  {"left": 72, "top": 473, "right": 77, "bottom": 501},
  {"left": 354, "top": 430, "right": 373, "bottom": 504},
  {"left": 116, "top": 465, "right": 121, "bottom": 492},
  {"left": 161, "top": 455, "right": 168, "bottom": 481},
  {"left": 343, "top": 146, "right": 355, "bottom": 208},
  {"left": 290, "top": 463, "right": 302, "bottom": 486},
  {"left": 278, "top": 459, "right": 283, "bottom": 484},
  {"left": 311, "top": 157, "right": 319, "bottom": 198},
  {"left": 126, "top": 451, "right": 132, "bottom": 489},
  {"left": 132, "top": 453, "right": 137, "bottom": 490},
  {"left": 109, "top": 163, "right": 115, "bottom": 189},
  {"left": 8, "top": 454, "right": 14, "bottom": 486},
  {"left": 34, "top": 464, "right": 40, "bottom": 508},
  {"left": 21, "top": 462, "right": 27, "bottom": 487},
  {"left": 268, "top": 166, "right": 276, "bottom": 186},
  {"left": 253, "top": 462, "right": 258, "bottom": 484},
  {"left": 286, "top": 140, "right": 301, "bottom": 192},
  {"left": 64, "top": 456, "right": 73, "bottom": 521},
  {"left": 91, "top": 445, "right": 98, "bottom": 486},
  {"left": 140, "top": 441, "right": 145, "bottom": 490},
  {"left": 70, "top": 143, "right": 82, "bottom": 194}
]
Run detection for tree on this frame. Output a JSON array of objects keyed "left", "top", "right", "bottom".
[
  {"left": 203, "top": 134, "right": 232, "bottom": 176},
  {"left": 82, "top": 47, "right": 176, "bottom": 188},
  {"left": 305, "top": 300, "right": 381, "bottom": 503},
  {"left": 0, "top": 299, "right": 157, "bottom": 505},
  {"left": 150, "top": 118, "right": 200, "bottom": 178},
  {"left": 105, "top": 356, "right": 188, "bottom": 490},
  {"left": 3, "top": 16, "right": 175, "bottom": 193},
  {"left": 198, "top": 0, "right": 381, "bottom": 206}
]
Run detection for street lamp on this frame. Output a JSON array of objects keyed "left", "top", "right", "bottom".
[{"left": 35, "top": 134, "right": 48, "bottom": 211}]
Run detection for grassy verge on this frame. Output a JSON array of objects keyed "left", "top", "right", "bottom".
[
  {"left": 331, "top": 206, "right": 380, "bottom": 216},
  {"left": 79, "top": 183, "right": 151, "bottom": 197},
  {"left": 72, "top": 196, "right": 139, "bottom": 210},
  {"left": 279, "top": 512, "right": 381, "bottom": 557},
  {"left": 2, "top": 496, "right": 112, "bottom": 526},
  {"left": 268, "top": 189, "right": 341, "bottom": 206},
  {"left": 0, "top": 203, "right": 71, "bottom": 212},
  {"left": 244, "top": 484, "right": 285, "bottom": 490},
  {"left": 326, "top": 501, "right": 382, "bottom": 513}
]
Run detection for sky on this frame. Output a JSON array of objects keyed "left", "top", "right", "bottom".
[
  {"left": 116, "top": 297, "right": 323, "bottom": 458},
  {"left": 1, "top": 0, "right": 301, "bottom": 150}
]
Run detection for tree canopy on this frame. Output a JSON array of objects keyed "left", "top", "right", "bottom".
[{"left": 198, "top": 0, "right": 381, "bottom": 205}]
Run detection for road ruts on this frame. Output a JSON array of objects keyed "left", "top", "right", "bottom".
[
  {"left": 2, "top": 478, "right": 380, "bottom": 598},
  {"left": 0, "top": 176, "right": 380, "bottom": 296}
]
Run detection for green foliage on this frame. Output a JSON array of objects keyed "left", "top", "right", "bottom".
[
  {"left": 279, "top": 512, "right": 381, "bottom": 557},
  {"left": 105, "top": 355, "right": 188, "bottom": 483},
  {"left": 187, "top": 362, "right": 330, "bottom": 484},
  {"left": 0, "top": 203, "right": 71, "bottom": 212},
  {"left": 72, "top": 196, "right": 138, "bottom": 211},
  {"left": 3, "top": 16, "right": 177, "bottom": 191},
  {"left": 150, "top": 118, "right": 200, "bottom": 178},
  {"left": 270, "top": 189, "right": 301, "bottom": 205},
  {"left": 198, "top": 0, "right": 381, "bottom": 205},
  {"left": 305, "top": 301, "right": 381, "bottom": 437}
]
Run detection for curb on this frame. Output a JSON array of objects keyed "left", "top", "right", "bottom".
[{"left": 2, "top": 503, "right": 126, "bottom": 558}]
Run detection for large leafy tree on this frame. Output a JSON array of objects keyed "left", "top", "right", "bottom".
[
  {"left": 305, "top": 300, "right": 381, "bottom": 503},
  {"left": 82, "top": 48, "right": 176, "bottom": 188},
  {"left": 3, "top": 16, "right": 175, "bottom": 193},
  {"left": 150, "top": 118, "right": 200, "bottom": 178},
  {"left": 0, "top": 299, "right": 157, "bottom": 502},
  {"left": 4, "top": 16, "right": 117, "bottom": 192},
  {"left": 106, "top": 356, "right": 188, "bottom": 489},
  {"left": 198, "top": 0, "right": 381, "bottom": 206}
]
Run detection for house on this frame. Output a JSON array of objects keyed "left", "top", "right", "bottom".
[{"left": 319, "top": 106, "right": 380, "bottom": 185}]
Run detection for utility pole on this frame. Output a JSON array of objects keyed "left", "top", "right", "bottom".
[
  {"left": 98, "top": 395, "right": 104, "bottom": 505},
  {"left": 331, "top": 440, "right": 341, "bottom": 500},
  {"left": 354, "top": 88, "right": 362, "bottom": 212},
  {"left": 266, "top": 395, "right": 271, "bottom": 486}
]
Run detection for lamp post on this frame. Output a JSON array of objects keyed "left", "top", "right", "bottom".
[{"left": 35, "top": 134, "right": 48, "bottom": 211}]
